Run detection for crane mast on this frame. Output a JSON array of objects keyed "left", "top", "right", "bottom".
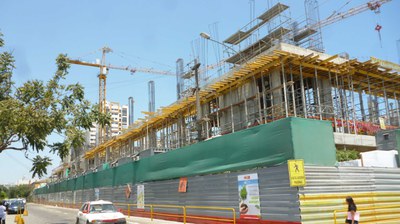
[
  {"left": 66, "top": 47, "right": 173, "bottom": 144},
  {"left": 98, "top": 47, "right": 111, "bottom": 143}
]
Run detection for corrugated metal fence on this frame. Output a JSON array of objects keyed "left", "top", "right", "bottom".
[
  {"left": 35, "top": 165, "right": 400, "bottom": 223},
  {"left": 35, "top": 165, "right": 301, "bottom": 223},
  {"left": 299, "top": 166, "right": 400, "bottom": 224}
]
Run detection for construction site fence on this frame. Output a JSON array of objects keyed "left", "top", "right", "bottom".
[
  {"left": 33, "top": 164, "right": 300, "bottom": 223},
  {"left": 333, "top": 205, "right": 400, "bottom": 224},
  {"left": 34, "top": 200, "right": 236, "bottom": 224},
  {"left": 299, "top": 166, "right": 400, "bottom": 224}
]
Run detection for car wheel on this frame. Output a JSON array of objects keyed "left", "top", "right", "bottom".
[{"left": 75, "top": 218, "right": 79, "bottom": 224}]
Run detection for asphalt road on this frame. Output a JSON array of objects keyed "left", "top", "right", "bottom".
[
  {"left": 5, "top": 203, "right": 78, "bottom": 224},
  {"left": 3, "top": 203, "right": 186, "bottom": 224}
]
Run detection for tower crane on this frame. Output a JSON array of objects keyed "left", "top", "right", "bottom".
[
  {"left": 315, "top": 0, "right": 390, "bottom": 29},
  {"left": 295, "top": 0, "right": 391, "bottom": 48},
  {"left": 66, "top": 46, "right": 174, "bottom": 144}
]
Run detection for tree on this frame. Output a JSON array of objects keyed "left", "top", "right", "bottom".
[
  {"left": 8, "top": 185, "right": 33, "bottom": 199},
  {"left": 336, "top": 149, "right": 360, "bottom": 162},
  {"left": 0, "top": 32, "right": 111, "bottom": 178},
  {"left": 0, "top": 185, "right": 8, "bottom": 200}
]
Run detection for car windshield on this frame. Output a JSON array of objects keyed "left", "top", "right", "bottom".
[
  {"left": 90, "top": 204, "right": 116, "bottom": 213},
  {"left": 10, "top": 201, "right": 23, "bottom": 207}
]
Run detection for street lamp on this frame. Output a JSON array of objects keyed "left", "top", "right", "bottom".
[
  {"left": 200, "top": 32, "right": 211, "bottom": 39},
  {"left": 199, "top": 32, "right": 245, "bottom": 63},
  {"left": 200, "top": 32, "right": 246, "bottom": 133}
]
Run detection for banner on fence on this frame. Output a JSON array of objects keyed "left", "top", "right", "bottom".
[
  {"left": 137, "top": 185, "right": 145, "bottom": 209},
  {"left": 238, "top": 173, "right": 261, "bottom": 219}
]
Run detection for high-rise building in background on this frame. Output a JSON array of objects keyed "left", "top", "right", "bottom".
[
  {"left": 85, "top": 101, "right": 129, "bottom": 147},
  {"left": 121, "top": 105, "right": 129, "bottom": 130},
  {"left": 86, "top": 123, "right": 98, "bottom": 148}
]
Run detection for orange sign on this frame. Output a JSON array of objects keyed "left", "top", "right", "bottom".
[
  {"left": 125, "top": 184, "right": 131, "bottom": 199},
  {"left": 178, "top": 177, "right": 188, "bottom": 193}
]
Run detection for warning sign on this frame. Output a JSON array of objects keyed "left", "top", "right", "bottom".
[
  {"left": 178, "top": 177, "right": 188, "bottom": 193},
  {"left": 288, "top": 159, "right": 306, "bottom": 187},
  {"left": 125, "top": 184, "right": 131, "bottom": 199}
]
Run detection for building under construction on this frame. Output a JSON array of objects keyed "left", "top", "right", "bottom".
[
  {"left": 65, "top": 0, "right": 399, "bottom": 172},
  {"left": 35, "top": 1, "right": 400, "bottom": 223}
]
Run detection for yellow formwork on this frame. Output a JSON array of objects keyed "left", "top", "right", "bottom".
[{"left": 83, "top": 45, "right": 400, "bottom": 160}]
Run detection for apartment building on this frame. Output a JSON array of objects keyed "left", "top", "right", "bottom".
[{"left": 85, "top": 101, "right": 129, "bottom": 147}]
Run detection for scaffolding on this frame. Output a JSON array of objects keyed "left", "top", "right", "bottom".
[
  {"left": 72, "top": 2, "right": 399, "bottom": 173},
  {"left": 79, "top": 42, "right": 400, "bottom": 171}
]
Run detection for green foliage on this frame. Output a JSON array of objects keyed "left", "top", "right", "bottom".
[
  {"left": 240, "top": 185, "right": 247, "bottom": 200},
  {"left": 0, "top": 32, "right": 111, "bottom": 178},
  {"left": 7, "top": 184, "right": 33, "bottom": 199},
  {"left": 0, "top": 185, "right": 8, "bottom": 200},
  {"left": 31, "top": 156, "right": 52, "bottom": 178},
  {"left": 336, "top": 149, "right": 360, "bottom": 162}
]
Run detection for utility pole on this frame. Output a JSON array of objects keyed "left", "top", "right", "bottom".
[{"left": 192, "top": 59, "right": 202, "bottom": 142}]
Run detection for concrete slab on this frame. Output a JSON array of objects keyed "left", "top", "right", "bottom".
[{"left": 334, "top": 132, "right": 376, "bottom": 151}]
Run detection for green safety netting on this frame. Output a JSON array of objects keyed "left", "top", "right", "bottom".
[{"left": 35, "top": 117, "right": 336, "bottom": 194}]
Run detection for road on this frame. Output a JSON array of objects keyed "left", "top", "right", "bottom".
[
  {"left": 5, "top": 203, "right": 77, "bottom": 224},
  {"left": 4, "top": 203, "right": 187, "bottom": 224}
]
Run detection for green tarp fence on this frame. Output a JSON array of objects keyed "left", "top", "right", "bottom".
[{"left": 35, "top": 117, "right": 336, "bottom": 194}]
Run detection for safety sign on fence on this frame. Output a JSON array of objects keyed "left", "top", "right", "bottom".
[{"left": 288, "top": 159, "right": 306, "bottom": 187}]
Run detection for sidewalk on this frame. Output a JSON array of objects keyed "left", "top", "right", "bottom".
[{"left": 127, "top": 216, "right": 188, "bottom": 224}]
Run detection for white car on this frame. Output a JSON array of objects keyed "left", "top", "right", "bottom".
[{"left": 76, "top": 200, "right": 126, "bottom": 224}]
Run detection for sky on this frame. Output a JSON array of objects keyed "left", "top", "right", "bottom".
[{"left": 0, "top": 0, "right": 399, "bottom": 184}]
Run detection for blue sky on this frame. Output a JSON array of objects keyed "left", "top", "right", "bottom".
[{"left": 0, "top": 0, "right": 399, "bottom": 184}]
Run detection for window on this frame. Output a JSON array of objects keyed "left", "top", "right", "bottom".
[
  {"left": 383, "top": 133, "right": 389, "bottom": 140},
  {"left": 122, "top": 109, "right": 127, "bottom": 116},
  {"left": 80, "top": 203, "right": 88, "bottom": 212}
]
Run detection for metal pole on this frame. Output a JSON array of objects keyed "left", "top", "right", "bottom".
[
  {"left": 290, "top": 64, "right": 297, "bottom": 117},
  {"left": 383, "top": 81, "right": 390, "bottom": 126},
  {"left": 253, "top": 76, "right": 263, "bottom": 123},
  {"left": 395, "top": 92, "right": 400, "bottom": 126},
  {"left": 193, "top": 60, "right": 202, "bottom": 141},
  {"left": 328, "top": 70, "right": 337, "bottom": 132},
  {"left": 242, "top": 85, "right": 248, "bottom": 128},
  {"left": 314, "top": 67, "right": 322, "bottom": 120},
  {"left": 261, "top": 74, "right": 267, "bottom": 123},
  {"left": 367, "top": 75, "right": 373, "bottom": 122},
  {"left": 349, "top": 75, "right": 357, "bottom": 134},
  {"left": 358, "top": 88, "right": 365, "bottom": 121},
  {"left": 216, "top": 96, "right": 220, "bottom": 131},
  {"left": 343, "top": 76, "right": 350, "bottom": 133},
  {"left": 281, "top": 60, "right": 288, "bottom": 117},
  {"left": 269, "top": 73, "right": 274, "bottom": 121},
  {"left": 300, "top": 64, "right": 307, "bottom": 118},
  {"left": 230, "top": 86, "right": 235, "bottom": 133},
  {"left": 306, "top": 77, "right": 312, "bottom": 117}
]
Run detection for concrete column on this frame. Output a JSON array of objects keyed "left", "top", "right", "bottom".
[
  {"left": 319, "top": 79, "right": 333, "bottom": 118},
  {"left": 270, "top": 70, "right": 282, "bottom": 105},
  {"left": 358, "top": 89, "right": 366, "bottom": 121},
  {"left": 94, "top": 153, "right": 99, "bottom": 168}
]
